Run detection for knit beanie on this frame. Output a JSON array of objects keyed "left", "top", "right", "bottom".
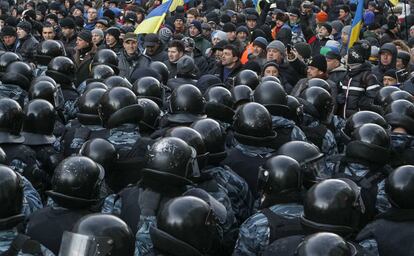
[
  {"left": 308, "top": 54, "right": 327, "bottom": 73},
  {"left": 267, "top": 40, "right": 286, "bottom": 56},
  {"left": 92, "top": 28, "right": 104, "bottom": 38},
  {"left": 17, "top": 21, "right": 32, "bottom": 34},
  {"left": 316, "top": 11, "right": 328, "bottom": 23},
  {"left": 106, "top": 27, "right": 120, "bottom": 39},
  {"left": 320, "top": 23, "right": 332, "bottom": 34},
  {"left": 253, "top": 36, "right": 268, "bottom": 50},
  {"left": 78, "top": 30, "right": 92, "bottom": 43}
]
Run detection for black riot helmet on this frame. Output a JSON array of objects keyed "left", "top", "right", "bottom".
[
  {"left": 98, "top": 87, "right": 143, "bottom": 128},
  {"left": 31, "top": 75, "right": 57, "bottom": 87},
  {"left": 165, "top": 127, "right": 207, "bottom": 166},
  {"left": 77, "top": 88, "right": 107, "bottom": 125},
  {"left": 136, "top": 98, "right": 161, "bottom": 132},
  {"left": 89, "top": 64, "right": 115, "bottom": 82},
  {"left": 28, "top": 80, "right": 57, "bottom": 107},
  {"left": 46, "top": 156, "right": 104, "bottom": 209},
  {"left": 345, "top": 123, "right": 390, "bottom": 166},
  {"left": 0, "top": 52, "right": 21, "bottom": 75},
  {"left": 341, "top": 111, "right": 389, "bottom": 143},
  {"left": 386, "top": 165, "right": 414, "bottom": 209},
  {"left": 234, "top": 69, "right": 260, "bottom": 89},
  {"left": 231, "top": 85, "right": 253, "bottom": 109},
  {"left": 307, "top": 78, "right": 331, "bottom": 93},
  {"left": 46, "top": 56, "right": 76, "bottom": 85},
  {"left": 34, "top": 40, "right": 65, "bottom": 66},
  {"left": 60, "top": 214, "right": 135, "bottom": 256},
  {"left": 79, "top": 138, "right": 117, "bottom": 172},
  {"left": 104, "top": 75, "right": 132, "bottom": 90},
  {"left": 150, "top": 196, "right": 223, "bottom": 256},
  {"left": 92, "top": 49, "right": 119, "bottom": 74},
  {"left": 233, "top": 102, "right": 277, "bottom": 147},
  {"left": 84, "top": 81, "right": 108, "bottom": 92},
  {"left": 0, "top": 98, "right": 24, "bottom": 144},
  {"left": 141, "top": 137, "right": 198, "bottom": 186},
  {"left": 277, "top": 141, "right": 324, "bottom": 188},
  {"left": 374, "top": 86, "right": 400, "bottom": 106},
  {"left": 167, "top": 84, "right": 206, "bottom": 124},
  {"left": 0, "top": 165, "right": 24, "bottom": 224},
  {"left": 301, "top": 179, "right": 361, "bottom": 237},
  {"left": 257, "top": 155, "right": 301, "bottom": 209},
  {"left": 150, "top": 61, "right": 169, "bottom": 85},
  {"left": 2, "top": 61, "right": 33, "bottom": 90},
  {"left": 383, "top": 90, "right": 414, "bottom": 107},
  {"left": 287, "top": 95, "right": 304, "bottom": 124},
  {"left": 296, "top": 232, "right": 356, "bottom": 256},
  {"left": 21, "top": 99, "right": 56, "bottom": 146},
  {"left": 261, "top": 75, "right": 281, "bottom": 84},
  {"left": 191, "top": 118, "right": 226, "bottom": 158},
  {"left": 132, "top": 76, "right": 163, "bottom": 105},
  {"left": 165, "top": 127, "right": 208, "bottom": 170},
  {"left": 253, "top": 81, "right": 289, "bottom": 116},
  {"left": 385, "top": 99, "right": 414, "bottom": 135},
  {"left": 204, "top": 86, "right": 235, "bottom": 124},
  {"left": 299, "top": 87, "right": 333, "bottom": 124}
]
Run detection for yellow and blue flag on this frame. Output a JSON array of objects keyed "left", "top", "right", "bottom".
[
  {"left": 134, "top": 0, "right": 173, "bottom": 34},
  {"left": 348, "top": 0, "right": 364, "bottom": 49}
]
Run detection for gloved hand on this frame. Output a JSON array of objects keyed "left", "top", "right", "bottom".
[{"left": 138, "top": 188, "right": 161, "bottom": 216}]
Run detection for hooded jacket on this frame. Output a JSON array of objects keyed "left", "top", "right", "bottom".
[{"left": 372, "top": 43, "right": 397, "bottom": 83}]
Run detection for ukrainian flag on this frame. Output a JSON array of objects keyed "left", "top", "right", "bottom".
[
  {"left": 162, "top": 0, "right": 191, "bottom": 12},
  {"left": 348, "top": 0, "right": 364, "bottom": 49},
  {"left": 134, "top": 0, "right": 173, "bottom": 34},
  {"left": 389, "top": 0, "right": 399, "bottom": 6}
]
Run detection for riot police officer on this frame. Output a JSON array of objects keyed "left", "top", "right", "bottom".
[
  {"left": 0, "top": 61, "right": 33, "bottom": 107},
  {"left": 234, "top": 155, "right": 304, "bottom": 255},
  {"left": 150, "top": 196, "right": 227, "bottom": 256},
  {"left": 356, "top": 165, "right": 414, "bottom": 256},
  {"left": 25, "top": 156, "right": 105, "bottom": 255},
  {"left": 0, "top": 165, "right": 52, "bottom": 255},
  {"left": 204, "top": 86, "right": 235, "bottom": 128},
  {"left": 46, "top": 56, "right": 79, "bottom": 121},
  {"left": 262, "top": 179, "right": 374, "bottom": 255},
  {"left": 253, "top": 81, "right": 306, "bottom": 142},
  {"left": 222, "top": 102, "right": 278, "bottom": 196},
  {"left": 60, "top": 88, "right": 107, "bottom": 157},
  {"left": 59, "top": 213, "right": 135, "bottom": 256},
  {"left": 33, "top": 40, "right": 65, "bottom": 77},
  {"left": 191, "top": 118, "right": 253, "bottom": 224},
  {"left": 298, "top": 86, "right": 338, "bottom": 159}
]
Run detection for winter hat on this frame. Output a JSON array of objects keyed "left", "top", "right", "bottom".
[
  {"left": 211, "top": 30, "right": 227, "bottom": 41},
  {"left": 16, "top": 21, "right": 32, "bottom": 34},
  {"left": 267, "top": 40, "right": 286, "bottom": 55},
  {"left": 159, "top": 27, "right": 173, "bottom": 42},
  {"left": 236, "top": 26, "right": 249, "bottom": 34},
  {"left": 294, "top": 42, "right": 312, "bottom": 59},
  {"left": 331, "top": 20, "right": 344, "bottom": 34},
  {"left": 1, "top": 26, "right": 16, "bottom": 37},
  {"left": 320, "top": 23, "right": 332, "bottom": 34},
  {"left": 106, "top": 27, "right": 120, "bottom": 39},
  {"left": 223, "top": 22, "right": 236, "bottom": 32},
  {"left": 348, "top": 44, "right": 365, "bottom": 64},
  {"left": 177, "top": 55, "right": 196, "bottom": 75},
  {"left": 383, "top": 69, "right": 398, "bottom": 80},
  {"left": 253, "top": 36, "right": 268, "bottom": 49},
  {"left": 92, "top": 28, "right": 104, "bottom": 38},
  {"left": 60, "top": 17, "right": 76, "bottom": 29},
  {"left": 316, "top": 11, "right": 328, "bottom": 23},
  {"left": 78, "top": 30, "right": 92, "bottom": 43},
  {"left": 275, "top": 12, "right": 289, "bottom": 23},
  {"left": 190, "top": 20, "right": 202, "bottom": 33},
  {"left": 342, "top": 25, "right": 352, "bottom": 35},
  {"left": 308, "top": 54, "right": 327, "bottom": 73},
  {"left": 364, "top": 11, "right": 375, "bottom": 26}
]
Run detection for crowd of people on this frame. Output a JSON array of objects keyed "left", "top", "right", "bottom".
[{"left": 0, "top": 0, "right": 413, "bottom": 255}]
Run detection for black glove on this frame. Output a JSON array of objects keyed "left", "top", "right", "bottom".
[{"left": 138, "top": 188, "right": 161, "bottom": 216}]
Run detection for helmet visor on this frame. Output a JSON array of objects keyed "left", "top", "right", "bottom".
[
  {"left": 54, "top": 83, "right": 65, "bottom": 110},
  {"left": 59, "top": 231, "right": 113, "bottom": 256}
]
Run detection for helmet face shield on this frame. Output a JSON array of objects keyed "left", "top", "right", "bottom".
[
  {"left": 54, "top": 83, "right": 65, "bottom": 110},
  {"left": 59, "top": 231, "right": 114, "bottom": 256},
  {"left": 300, "top": 156, "right": 327, "bottom": 188},
  {"left": 185, "top": 147, "right": 200, "bottom": 179}
]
